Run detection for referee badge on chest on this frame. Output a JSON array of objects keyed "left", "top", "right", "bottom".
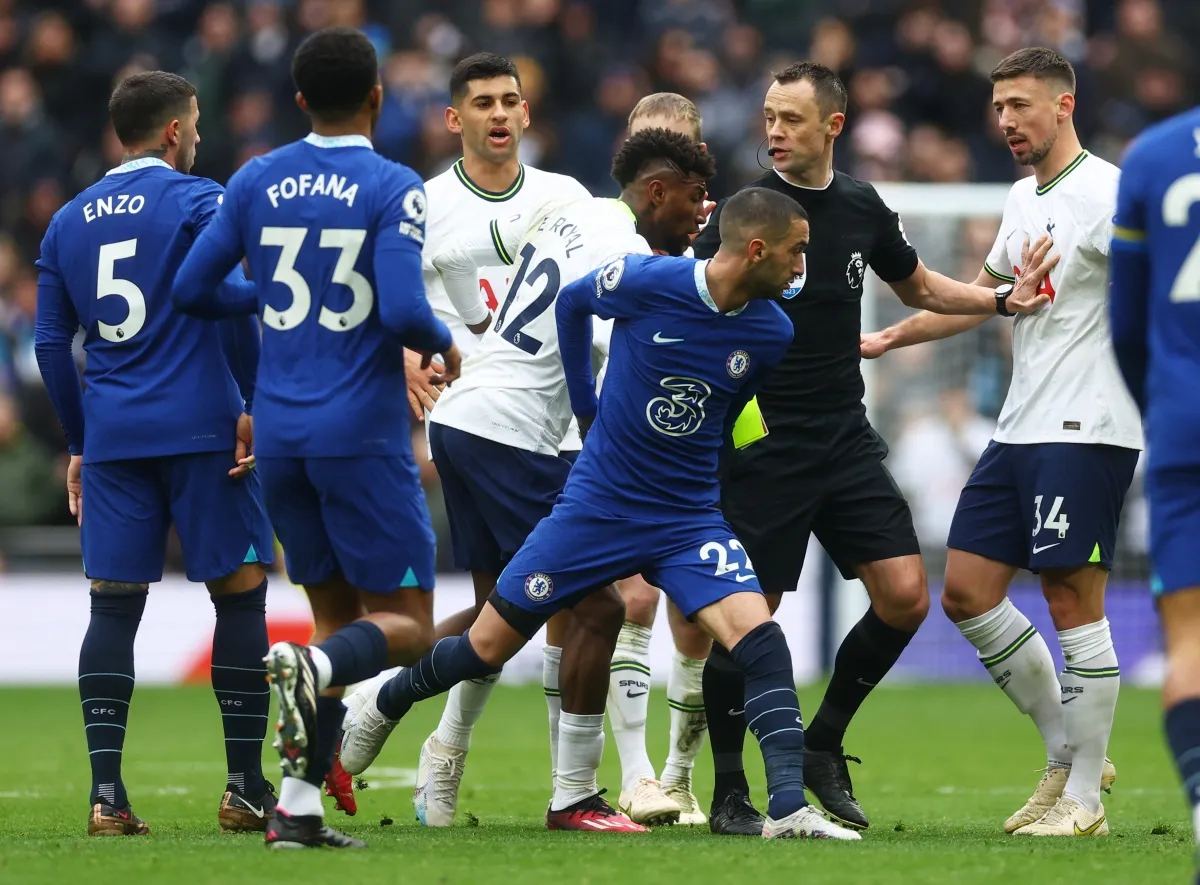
[
  {"left": 781, "top": 268, "right": 806, "bottom": 300},
  {"left": 524, "top": 572, "right": 554, "bottom": 602},
  {"left": 845, "top": 251, "right": 865, "bottom": 290},
  {"left": 726, "top": 350, "right": 750, "bottom": 379}
]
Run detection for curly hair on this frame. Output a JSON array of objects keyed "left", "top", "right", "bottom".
[
  {"left": 610, "top": 128, "right": 716, "bottom": 190},
  {"left": 292, "top": 27, "right": 378, "bottom": 121}
]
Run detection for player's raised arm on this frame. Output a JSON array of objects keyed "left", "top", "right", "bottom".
[
  {"left": 862, "top": 234, "right": 1058, "bottom": 358},
  {"left": 173, "top": 172, "right": 257, "bottom": 317},
  {"left": 373, "top": 174, "right": 458, "bottom": 378},
  {"left": 430, "top": 209, "right": 533, "bottom": 333},
  {"left": 1108, "top": 140, "right": 1151, "bottom": 411},
  {"left": 33, "top": 215, "right": 85, "bottom": 458}
]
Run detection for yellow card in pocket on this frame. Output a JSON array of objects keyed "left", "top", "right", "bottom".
[{"left": 731, "top": 396, "right": 768, "bottom": 449}]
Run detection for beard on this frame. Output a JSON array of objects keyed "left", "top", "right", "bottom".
[{"left": 1019, "top": 130, "right": 1057, "bottom": 167}]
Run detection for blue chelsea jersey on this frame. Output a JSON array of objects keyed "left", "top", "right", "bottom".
[
  {"left": 174, "top": 133, "right": 451, "bottom": 458},
  {"left": 34, "top": 159, "right": 253, "bottom": 463},
  {"left": 1110, "top": 107, "right": 1200, "bottom": 469},
  {"left": 556, "top": 254, "right": 793, "bottom": 515}
]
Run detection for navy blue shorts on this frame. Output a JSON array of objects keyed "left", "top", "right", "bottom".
[
  {"left": 495, "top": 495, "right": 763, "bottom": 622},
  {"left": 82, "top": 452, "right": 273, "bottom": 584},
  {"left": 429, "top": 422, "right": 573, "bottom": 575},
  {"left": 1147, "top": 465, "right": 1200, "bottom": 596},
  {"left": 257, "top": 455, "right": 435, "bottom": 594},
  {"left": 947, "top": 441, "right": 1138, "bottom": 572}
]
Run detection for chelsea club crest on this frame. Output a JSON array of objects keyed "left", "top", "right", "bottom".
[
  {"left": 524, "top": 572, "right": 554, "bottom": 602},
  {"left": 726, "top": 350, "right": 750, "bottom": 379}
]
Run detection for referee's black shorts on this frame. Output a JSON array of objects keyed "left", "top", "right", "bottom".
[{"left": 720, "top": 412, "right": 920, "bottom": 593}]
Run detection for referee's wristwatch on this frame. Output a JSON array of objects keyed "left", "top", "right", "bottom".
[{"left": 994, "top": 282, "right": 1015, "bottom": 317}]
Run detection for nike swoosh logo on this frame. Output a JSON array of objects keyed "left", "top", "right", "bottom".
[
  {"left": 1061, "top": 697, "right": 1077, "bottom": 705},
  {"left": 652, "top": 332, "right": 684, "bottom": 344},
  {"left": 242, "top": 801, "right": 266, "bottom": 818},
  {"left": 1032, "top": 542, "right": 1061, "bottom": 554},
  {"left": 1074, "top": 814, "right": 1105, "bottom": 835},
  {"left": 626, "top": 690, "right": 648, "bottom": 698},
  {"left": 856, "top": 678, "right": 876, "bottom": 687},
  {"left": 734, "top": 573, "right": 757, "bottom": 583},
  {"left": 728, "top": 708, "right": 744, "bottom": 717}
]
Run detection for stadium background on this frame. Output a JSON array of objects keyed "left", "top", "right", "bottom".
[{"left": 0, "top": 0, "right": 1190, "bottom": 684}]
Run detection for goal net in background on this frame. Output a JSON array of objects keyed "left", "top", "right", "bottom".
[{"left": 835, "top": 183, "right": 1160, "bottom": 686}]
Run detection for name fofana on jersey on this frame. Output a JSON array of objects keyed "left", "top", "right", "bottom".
[{"left": 265, "top": 173, "right": 360, "bottom": 209}]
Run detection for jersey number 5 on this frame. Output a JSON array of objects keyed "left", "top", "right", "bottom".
[
  {"left": 493, "top": 242, "right": 561, "bottom": 355},
  {"left": 97, "top": 239, "right": 146, "bottom": 342},
  {"left": 1164, "top": 173, "right": 1200, "bottom": 302},
  {"left": 260, "top": 227, "right": 373, "bottom": 332}
]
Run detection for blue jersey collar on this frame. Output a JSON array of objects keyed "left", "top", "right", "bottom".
[
  {"left": 304, "top": 132, "right": 373, "bottom": 150},
  {"left": 694, "top": 260, "right": 746, "bottom": 316},
  {"left": 105, "top": 157, "right": 173, "bottom": 176}
]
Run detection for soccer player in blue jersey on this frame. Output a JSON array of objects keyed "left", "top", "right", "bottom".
[
  {"left": 1109, "top": 105, "right": 1200, "bottom": 871},
  {"left": 173, "top": 27, "right": 459, "bottom": 849},
  {"left": 359, "top": 187, "right": 862, "bottom": 840},
  {"left": 34, "top": 71, "right": 275, "bottom": 837}
]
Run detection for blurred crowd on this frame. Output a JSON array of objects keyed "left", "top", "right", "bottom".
[{"left": 0, "top": 0, "right": 1185, "bottom": 578}]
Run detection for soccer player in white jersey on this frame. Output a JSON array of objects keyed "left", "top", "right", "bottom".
[
  {"left": 331, "top": 52, "right": 590, "bottom": 814},
  {"left": 861, "top": 47, "right": 1140, "bottom": 837},
  {"left": 340, "top": 129, "right": 716, "bottom": 831},
  {"left": 603, "top": 92, "right": 714, "bottom": 826}
]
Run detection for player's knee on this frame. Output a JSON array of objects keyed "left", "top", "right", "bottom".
[
  {"left": 941, "top": 580, "right": 981, "bottom": 624},
  {"left": 618, "top": 576, "right": 659, "bottom": 626},
  {"left": 1041, "top": 569, "right": 1106, "bottom": 630},
  {"left": 207, "top": 562, "right": 267, "bottom": 597},
  {"left": 879, "top": 572, "right": 928, "bottom": 630},
  {"left": 90, "top": 579, "right": 150, "bottom": 596}
]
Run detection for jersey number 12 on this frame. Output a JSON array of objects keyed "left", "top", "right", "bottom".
[{"left": 494, "top": 242, "right": 561, "bottom": 355}]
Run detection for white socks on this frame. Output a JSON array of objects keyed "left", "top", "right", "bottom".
[
  {"left": 608, "top": 622, "right": 655, "bottom": 790},
  {"left": 1059, "top": 619, "right": 1120, "bottom": 812},
  {"left": 543, "top": 645, "right": 561, "bottom": 785},
  {"left": 551, "top": 712, "right": 604, "bottom": 811},
  {"left": 308, "top": 646, "right": 333, "bottom": 692},
  {"left": 661, "top": 651, "right": 707, "bottom": 788},
  {"left": 958, "top": 598, "right": 1069, "bottom": 766},
  {"left": 435, "top": 672, "right": 501, "bottom": 752},
  {"left": 278, "top": 776, "right": 323, "bottom": 817}
]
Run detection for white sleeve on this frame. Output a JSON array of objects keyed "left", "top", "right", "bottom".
[
  {"left": 591, "top": 317, "right": 613, "bottom": 360},
  {"left": 983, "top": 192, "right": 1017, "bottom": 282},
  {"left": 430, "top": 216, "right": 523, "bottom": 326}
]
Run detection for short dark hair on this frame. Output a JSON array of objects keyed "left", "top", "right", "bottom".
[
  {"left": 610, "top": 128, "right": 716, "bottom": 190},
  {"left": 990, "top": 47, "right": 1076, "bottom": 93},
  {"left": 108, "top": 71, "right": 196, "bottom": 146},
  {"left": 719, "top": 187, "right": 808, "bottom": 246},
  {"left": 292, "top": 27, "right": 379, "bottom": 121},
  {"left": 772, "top": 61, "right": 847, "bottom": 116},
  {"left": 450, "top": 52, "right": 521, "bottom": 102}
]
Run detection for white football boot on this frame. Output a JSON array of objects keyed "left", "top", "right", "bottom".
[
  {"left": 412, "top": 734, "right": 467, "bottom": 827},
  {"left": 338, "top": 685, "right": 398, "bottom": 775},
  {"left": 1013, "top": 796, "right": 1108, "bottom": 836},
  {"left": 1005, "top": 757, "right": 1117, "bottom": 833},
  {"left": 762, "top": 805, "right": 862, "bottom": 840},
  {"left": 617, "top": 777, "right": 681, "bottom": 826},
  {"left": 663, "top": 782, "right": 707, "bottom": 826}
]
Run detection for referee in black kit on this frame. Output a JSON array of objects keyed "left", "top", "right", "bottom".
[{"left": 693, "top": 62, "right": 1054, "bottom": 835}]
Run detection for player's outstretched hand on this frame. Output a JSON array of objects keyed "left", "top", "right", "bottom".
[
  {"left": 431, "top": 343, "right": 462, "bottom": 387},
  {"left": 860, "top": 331, "right": 891, "bottom": 359},
  {"left": 230, "top": 413, "right": 255, "bottom": 478},
  {"left": 67, "top": 454, "right": 82, "bottom": 526},
  {"left": 405, "top": 348, "right": 446, "bottom": 421},
  {"left": 1007, "top": 234, "right": 1059, "bottom": 314}
]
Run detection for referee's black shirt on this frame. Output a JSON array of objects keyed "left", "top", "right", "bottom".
[{"left": 693, "top": 169, "right": 918, "bottom": 457}]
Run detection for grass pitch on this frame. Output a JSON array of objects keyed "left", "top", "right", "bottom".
[{"left": 0, "top": 683, "right": 1192, "bottom": 884}]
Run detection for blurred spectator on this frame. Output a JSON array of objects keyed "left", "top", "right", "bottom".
[{"left": 0, "top": 391, "right": 63, "bottom": 526}]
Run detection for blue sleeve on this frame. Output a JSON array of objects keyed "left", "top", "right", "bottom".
[
  {"left": 373, "top": 171, "right": 453, "bottom": 352},
  {"left": 218, "top": 315, "right": 260, "bottom": 414},
  {"left": 555, "top": 255, "right": 646, "bottom": 418},
  {"left": 174, "top": 173, "right": 257, "bottom": 318},
  {"left": 1109, "top": 142, "right": 1151, "bottom": 413},
  {"left": 33, "top": 220, "right": 85, "bottom": 455}
]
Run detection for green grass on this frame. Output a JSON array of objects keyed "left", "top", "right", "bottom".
[{"left": 0, "top": 684, "right": 1192, "bottom": 884}]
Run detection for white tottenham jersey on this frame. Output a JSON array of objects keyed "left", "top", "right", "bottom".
[
  {"left": 429, "top": 197, "right": 649, "bottom": 455},
  {"left": 422, "top": 159, "right": 590, "bottom": 447},
  {"left": 984, "top": 150, "right": 1142, "bottom": 450}
]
